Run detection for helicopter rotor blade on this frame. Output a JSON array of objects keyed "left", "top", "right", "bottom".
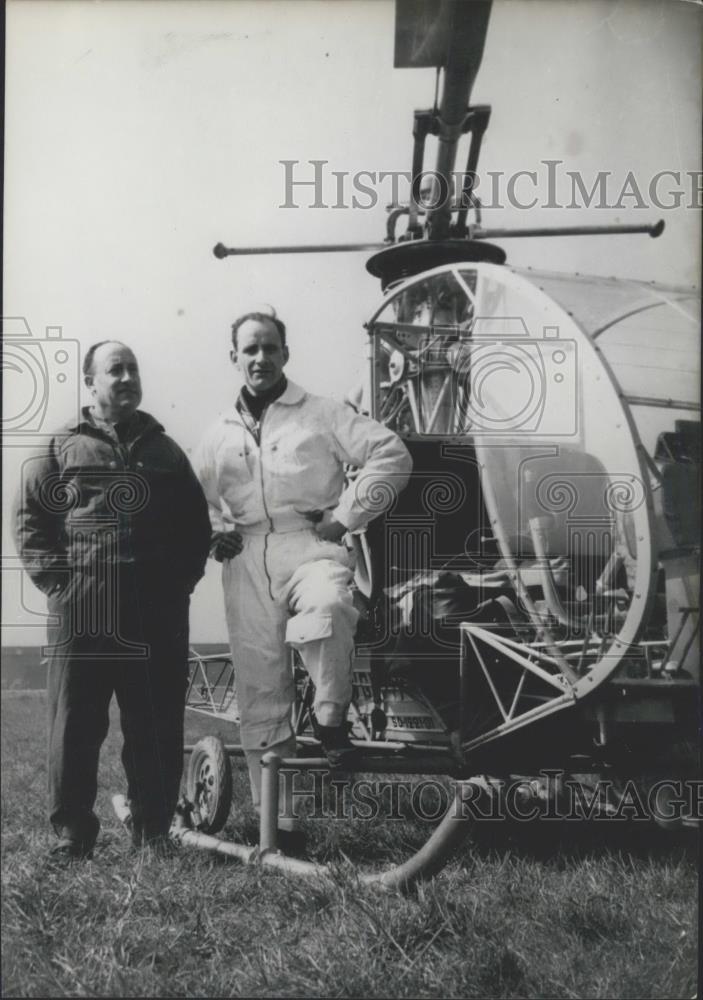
[
  {"left": 394, "top": 0, "right": 491, "bottom": 71},
  {"left": 213, "top": 241, "right": 386, "bottom": 258},
  {"left": 473, "top": 219, "right": 666, "bottom": 240},
  {"left": 213, "top": 220, "right": 664, "bottom": 259}
]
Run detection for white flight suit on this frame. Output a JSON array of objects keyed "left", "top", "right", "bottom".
[{"left": 195, "top": 380, "right": 411, "bottom": 824}]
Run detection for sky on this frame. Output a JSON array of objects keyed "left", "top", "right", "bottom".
[{"left": 3, "top": 0, "right": 701, "bottom": 645}]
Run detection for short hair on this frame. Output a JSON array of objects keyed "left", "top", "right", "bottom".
[
  {"left": 82, "top": 340, "right": 130, "bottom": 377},
  {"left": 231, "top": 312, "right": 287, "bottom": 350}
]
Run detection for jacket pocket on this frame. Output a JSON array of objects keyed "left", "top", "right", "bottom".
[{"left": 285, "top": 612, "right": 333, "bottom": 647}]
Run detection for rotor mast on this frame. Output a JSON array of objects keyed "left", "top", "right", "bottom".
[
  {"left": 421, "top": 0, "right": 492, "bottom": 240},
  {"left": 214, "top": 0, "right": 664, "bottom": 264}
]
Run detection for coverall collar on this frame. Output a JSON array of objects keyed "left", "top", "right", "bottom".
[
  {"left": 270, "top": 379, "right": 306, "bottom": 406},
  {"left": 239, "top": 376, "right": 289, "bottom": 421},
  {"left": 228, "top": 380, "right": 307, "bottom": 425}
]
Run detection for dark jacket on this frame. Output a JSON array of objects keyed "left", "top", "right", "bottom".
[{"left": 14, "top": 409, "right": 211, "bottom": 599}]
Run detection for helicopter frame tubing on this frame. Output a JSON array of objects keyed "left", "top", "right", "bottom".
[{"left": 185, "top": 648, "right": 238, "bottom": 721}]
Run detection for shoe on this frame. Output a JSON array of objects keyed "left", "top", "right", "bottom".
[
  {"left": 48, "top": 837, "right": 94, "bottom": 862},
  {"left": 316, "top": 724, "right": 361, "bottom": 770},
  {"left": 275, "top": 828, "right": 308, "bottom": 856}
]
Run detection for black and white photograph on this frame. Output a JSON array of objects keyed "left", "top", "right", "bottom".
[{"left": 2, "top": 0, "right": 700, "bottom": 996}]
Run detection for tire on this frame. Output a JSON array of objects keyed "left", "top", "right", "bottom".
[{"left": 186, "top": 736, "right": 233, "bottom": 834}]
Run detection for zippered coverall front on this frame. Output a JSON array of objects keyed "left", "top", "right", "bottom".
[{"left": 195, "top": 380, "right": 412, "bottom": 822}]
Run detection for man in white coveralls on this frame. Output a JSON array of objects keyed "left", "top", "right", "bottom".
[{"left": 195, "top": 308, "right": 411, "bottom": 847}]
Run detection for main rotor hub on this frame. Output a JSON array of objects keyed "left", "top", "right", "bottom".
[{"left": 366, "top": 239, "right": 506, "bottom": 290}]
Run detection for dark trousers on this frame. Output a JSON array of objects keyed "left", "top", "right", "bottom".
[{"left": 46, "top": 568, "right": 190, "bottom": 847}]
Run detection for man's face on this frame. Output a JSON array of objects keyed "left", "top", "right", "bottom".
[
  {"left": 231, "top": 318, "right": 288, "bottom": 395},
  {"left": 85, "top": 342, "right": 142, "bottom": 421}
]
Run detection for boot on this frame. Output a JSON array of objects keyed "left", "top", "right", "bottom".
[{"left": 316, "top": 723, "right": 360, "bottom": 770}]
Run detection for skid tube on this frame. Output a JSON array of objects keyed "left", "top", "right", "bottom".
[
  {"left": 184, "top": 741, "right": 461, "bottom": 776},
  {"left": 113, "top": 754, "right": 497, "bottom": 891}
]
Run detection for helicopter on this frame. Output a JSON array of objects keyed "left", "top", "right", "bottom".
[{"left": 137, "top": 0, "right": 700, "bottom": 885}]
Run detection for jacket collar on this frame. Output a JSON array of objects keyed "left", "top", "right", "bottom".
[{"left": 65, "top": 407, "right": 164, "bottom": 437}]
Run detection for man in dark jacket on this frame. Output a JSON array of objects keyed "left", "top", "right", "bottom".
[{"left": 14, "top": 341, "right": 211, "bottom": 857}]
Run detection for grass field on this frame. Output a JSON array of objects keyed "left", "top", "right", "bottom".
[{"left": 2, "top": 691, "right": 699, "bottom": 998}]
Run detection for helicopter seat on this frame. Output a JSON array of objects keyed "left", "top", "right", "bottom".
[{"left": 506, "top": 447, "right": 628, "bottom": 631}]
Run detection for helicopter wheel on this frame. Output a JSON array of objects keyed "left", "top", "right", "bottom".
[{"left": 186, "top": 736, "right": 233, "bottom": 834}]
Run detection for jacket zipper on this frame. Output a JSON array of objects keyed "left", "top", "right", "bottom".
[
  {"left": 112, "top": 434, "right": 132, "bottom": 565},
  {"left": 257, "top": 409, "right": 276, "bottom": 600},
  {"left": 108, "top": 425, "right": 151, "bottom": 566}
]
